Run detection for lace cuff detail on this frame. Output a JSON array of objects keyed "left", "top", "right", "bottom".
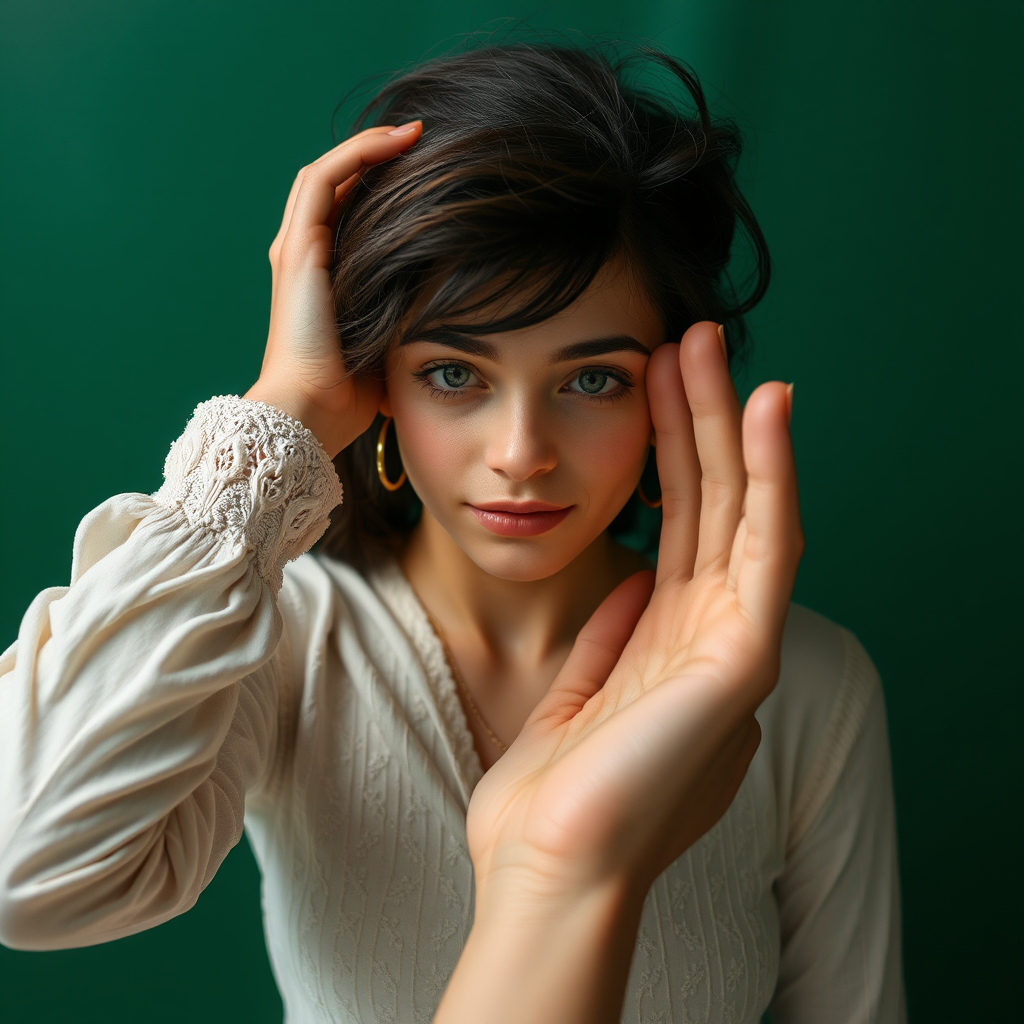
[{"left": 152, "top": 395, "right": 344, "bottom": 593}]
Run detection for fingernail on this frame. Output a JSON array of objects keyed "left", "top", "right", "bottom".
[
  {"left": 717, "top": 323, "right": 728, "bottom": 362},
  {"left": 785, "top": 383, "right": 794, "bottom": 425},
  {"left": 388, "top": 121, "right": 419, "bottom": 136}
]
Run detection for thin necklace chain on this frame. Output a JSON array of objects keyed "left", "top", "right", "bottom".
[{"left": 423, "top": 608, "right": 508, "bottom": 756}]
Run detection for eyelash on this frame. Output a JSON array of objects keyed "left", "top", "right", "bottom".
[{"left": 411, "top": 362, "right": 636, "bottom": 403}]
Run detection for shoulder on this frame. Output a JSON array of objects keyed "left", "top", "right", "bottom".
[
  {"left": 280, "top": 548, "right": 361, "bottom": 611},
  {"left": 768, "top": 601, "right": 882, "bottom": 739},
  {"left": 777, "top": 602, "right": 878, "bottom": 706},
  {"left": 277, "top": 551, "right": 424, "bottom": 674},
  {"left": 278, "top": 551, "right": 396, "bottom": 640},
  {"left": 759, "top": 603, "right": 886, "bottom": 848}
]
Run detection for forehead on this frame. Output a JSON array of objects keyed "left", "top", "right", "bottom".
[{"left": 396, "top": 255, "right": 664, "bottom": 359}]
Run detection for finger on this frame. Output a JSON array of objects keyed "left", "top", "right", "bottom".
[
  {"left": 734, "top": 382, "right": 803, "bottom": 641},
  {"left": 528, "top": 570, "right": 655, "bottom": 725},
  {"left": 269, "top": 169, "right": 306, "bottom": 269},
  {"left": 272, "top": 124, "right": 417, "bottom": 257},
  {"left": 677, "top": 321, "right": 746, "bottom": 579},
  {"left": 327, "top": 170, "right": 364, "bottom": 236},
  {"left": 646, "top": 343, "right": 700, "bottom": 587},
  {"left": 726, "top": 509, "right": 748, "bottom": 592},
  {"left": 284, "top": 123, "right": 423, "bottom": 263}
]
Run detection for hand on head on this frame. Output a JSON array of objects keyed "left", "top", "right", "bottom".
[{"left": 244, "top": 122, "right": 424, "bottom": 457}]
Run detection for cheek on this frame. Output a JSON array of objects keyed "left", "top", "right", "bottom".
[
  {"left": 387, "top": 391, "right": 475, "bottom": 496},
  {"left": 563, "top": 409, "right": 652, "bottom": 505},
  {"left": 386, "top": 375, "right": 653, "bottom": 516}
]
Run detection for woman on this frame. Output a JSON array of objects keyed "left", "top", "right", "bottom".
[{"left": 0, "top": 42, "right": 905, "bottom": 1023}]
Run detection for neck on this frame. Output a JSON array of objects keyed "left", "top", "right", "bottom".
[{"left": 398, "top": 510, "right": 637, "bottom": 668}]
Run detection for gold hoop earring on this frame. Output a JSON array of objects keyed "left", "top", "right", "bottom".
[
  {"left": 636, "top": 446, "right": 662, "bottom": 508},
  {"left": 636, "top": 482, "right": 662, "bottom": 509},
  {"left": 376, "top": 416, "right": 407, "bottom": 491}
]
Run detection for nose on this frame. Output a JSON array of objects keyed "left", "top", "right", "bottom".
[{"left": 483, "top": 392, "right": 558, "bottom": 482}]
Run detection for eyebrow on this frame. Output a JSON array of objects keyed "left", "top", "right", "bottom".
[{"left": 402, "top": 330, "right": 652, "bottom": 362}]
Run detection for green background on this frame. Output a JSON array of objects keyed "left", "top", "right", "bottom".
[{"left": 1, "top": 1, "right": 1020, "bottom": 1021}]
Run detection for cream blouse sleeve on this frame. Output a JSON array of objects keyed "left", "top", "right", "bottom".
[
  {"left": 770, "top": 630, "right": 908, "bottom": 1023},
  {"left": 0, "top": 395, "right": 343, "bottom": 951}
]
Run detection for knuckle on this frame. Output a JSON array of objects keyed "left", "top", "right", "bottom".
[
  {"left": 700, "top": 476, "right": 732, "bottom": 504},
  {"left": 276, "top": 232, "right": 305, "bottom": 266},
  {"left": 743, "top": 527, "right": 772, "bottom": 563}
]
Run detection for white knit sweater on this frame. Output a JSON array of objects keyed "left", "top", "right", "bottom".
[{"left": 0, "top": 395, "right": 907, "bottom": 1023}]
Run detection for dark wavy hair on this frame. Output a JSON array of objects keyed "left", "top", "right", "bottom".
[{"left": 317, "top": 39, "right": 771, "bottom": 569}]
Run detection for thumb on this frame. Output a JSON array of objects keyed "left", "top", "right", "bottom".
[{"left": 526, "top": 570, "right": 655, "bottom": 728}]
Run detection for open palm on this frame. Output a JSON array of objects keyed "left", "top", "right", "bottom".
[{"left": 465, "top": 320, "right": 803, "bottom": 898}]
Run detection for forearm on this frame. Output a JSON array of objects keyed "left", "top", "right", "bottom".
[
  {"left": 434, "top": 873, "right": 647, "bottom": 1024},
  {"left": 0, "top": 396, "right": 338, "bottom": 949}
]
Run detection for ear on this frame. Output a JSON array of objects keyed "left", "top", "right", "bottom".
[{"left": 379, "top": 392, "right": 393, "bottom": 418}]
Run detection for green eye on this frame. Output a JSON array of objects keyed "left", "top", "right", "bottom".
[
  {"left": 565, "top": 367, "right": 634, "bottom": 402},
  {"left": 441, "top": 365, "right": 471, "bottom": 388},
  {"left": 576, "top": 370, "right": 610, "bottom": 394},
  {"left": 415, "top": 362, "right": 481, "bottom": 397}
]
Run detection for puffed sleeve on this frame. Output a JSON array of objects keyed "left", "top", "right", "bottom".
[
  {"left": 769, "top": 630, "right": 908, "bottom": 1023},
  {"left": 0, "top": 395, "right": 344, "bottom": 950}
]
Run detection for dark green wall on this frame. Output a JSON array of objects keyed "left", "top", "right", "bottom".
[{"left": 1, "top": 2, "right": 1020, "bottom": 1021}]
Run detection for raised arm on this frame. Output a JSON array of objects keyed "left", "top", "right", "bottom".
[
  {"left": 0, "top": 121, "right": 423, "bottom": 950},
  {"left": 0, "top": 395, "right": 341, "bottom": 949}
]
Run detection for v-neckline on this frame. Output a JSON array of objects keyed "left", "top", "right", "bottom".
[{"left": 363, "top": 553, "right": 487, "bottom": 796}]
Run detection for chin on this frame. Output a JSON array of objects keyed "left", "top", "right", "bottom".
[
  {"left": 458, "top": 536, "right": 583, "bottom": 582},
  {"left": 424, "top": 498, "right": 632, "bottom": 583}
]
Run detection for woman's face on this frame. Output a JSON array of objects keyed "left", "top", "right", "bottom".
[{"left": 381, "top": 258, "right": 665, "bottom": 582}]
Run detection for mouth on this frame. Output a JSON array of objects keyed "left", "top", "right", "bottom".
[
  {"left": 472, "top": 500, "right": 567, "bottom": 513},
  {"left": 466, "top": 502, "right": 573, "bottom": 538}
]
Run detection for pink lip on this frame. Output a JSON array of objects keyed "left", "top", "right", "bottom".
[
  {"left": 472, "top": 500, "right": 567, "bottom": 513},
  {"left": 467, "top": 503, "right": 573, "bottom": 537}
]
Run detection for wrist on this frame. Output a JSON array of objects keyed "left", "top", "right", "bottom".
[
  {"left": 241, "top": 381, "right": 349, "bottom": 459},
  {"left": 472, "top": 859, "right": 644, "bottom": 928},
  {"left": 434, "top": 870, "right": 647, "bottom": 1024}
]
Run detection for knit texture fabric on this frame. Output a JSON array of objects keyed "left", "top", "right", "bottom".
[{"left": 0, "top": 394, "right": 907, "bottom": 1023}]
